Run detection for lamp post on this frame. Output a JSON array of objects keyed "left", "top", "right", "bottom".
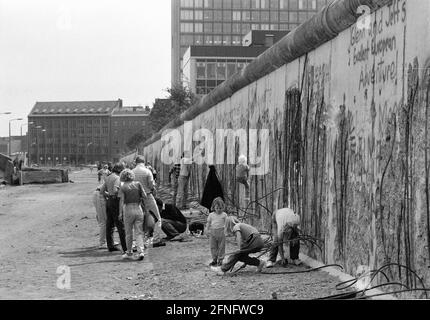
[
  {"left": 34, "top": 126, "right": 43, "bottom": 165},
  {"left": 21, "top": 122, "right": 33, "bottom": 166},
  {"left": 42, "top": 129, "right": 47, "bottom": 167},
  {"left": 86, "top": 142, "right": 93, "bottom": 165},
  {"left": 9, "top": 118, "right": 23, "bottom": 157}
]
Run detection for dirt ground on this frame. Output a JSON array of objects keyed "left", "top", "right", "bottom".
[{"left": 0, "top": 169, "right": 346, "bottom": 300}]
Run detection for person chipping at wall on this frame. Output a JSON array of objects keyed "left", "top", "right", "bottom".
[
  {"left": 236, "top": 155, "right": 250, "bottom": 201},
  {"left": 213, "top": 216, "right": 265, "bottom": 275},
  {"left": 265, "top": 207, "right": 302, "bottom": 268}
]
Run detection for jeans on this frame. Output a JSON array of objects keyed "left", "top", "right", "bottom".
[
  {"left": 106, "top": 197, "right": 127, "bottom": 251},
  {"left": 269, "top": 228, "right": 300, "bottom": 262},
  {"left": 123, "top": 203, "right": 144, "bottom": 254},
  {"left": 221, "top": 233, "right": 264, "bottom": 272},
  {"left": 171, "top": 175, "right": 179, "bottom": 206},
  {"left": 162, "top": 219, "right": 187, "bottom": 239},
  {"left": 237, "top": 176, "right": 250, "bottom": 198},
  {"left": 210, "top": 228, "right": 226, "bottom": 262},
  {"left": 177, "top": 175, "right": 190, "bottom": 209}
]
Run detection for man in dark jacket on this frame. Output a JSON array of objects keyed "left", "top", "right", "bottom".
[{"left": 155, "top": 198, "right": 187, "bottom": 241}]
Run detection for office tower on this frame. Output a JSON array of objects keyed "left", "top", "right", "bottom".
[{"left": 172, "top": 0, "right": 332, "bottom": 86}]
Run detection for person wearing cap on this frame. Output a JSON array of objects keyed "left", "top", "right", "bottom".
[
  {"left": 132, "top": 156, "right": 162, "bottom": 246},
  {"left": 266, "top": 207, "right": 302, "bottom": 268}
]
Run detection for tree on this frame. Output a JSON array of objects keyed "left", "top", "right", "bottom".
[{"left": 126, "top": 85, "right": 199, "bottom": 149}]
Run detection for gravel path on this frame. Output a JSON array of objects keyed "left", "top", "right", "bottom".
[{"left": 0, "top": 169, "right": 346, "bottom": 300}]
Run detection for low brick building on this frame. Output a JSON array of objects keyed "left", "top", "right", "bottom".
[{"left": 27, "top": 100, "right": 150, "bottom": 166}]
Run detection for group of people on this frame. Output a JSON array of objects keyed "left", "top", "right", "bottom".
[
  {"left": 92, "top": 156, "right": 187, "bottom": 261},
  {"left": 92, "top": 153, "right": 303, "bottom": 273},
  {"left": 205, "top": 196, "right": 302, "bottom": 276}
]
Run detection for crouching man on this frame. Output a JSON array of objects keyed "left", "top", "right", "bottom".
[
  {"left": 155, "top": 198, "right": 187, "bottom": 241},
  {"left": 266, "top": 207, "right": 302, "bottom": 268}
]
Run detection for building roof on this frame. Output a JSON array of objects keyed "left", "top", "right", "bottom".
[
  {"left": 28, "top": 100, "right": 122, "bottom": 116},
  {"left": 186, "top": 46, "right": 268, "bottom": 59},
  {"left": 112, "top": 106, "right": 151, "bottom": 116}
]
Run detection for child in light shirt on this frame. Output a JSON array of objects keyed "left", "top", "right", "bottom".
[
  {"left": 236, "top": 155, "right": 250, "bottom": 200},
  {"left": 205, "top": 197, "right": 228, "bottom": 266}
]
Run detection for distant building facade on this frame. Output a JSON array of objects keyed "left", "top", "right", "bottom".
[
  {"left": 183, "top": 30, "right": 288, "bottom": 94},
  {"left": 110, "top": 106, "right": 150, "bottom": 163},
  {"left": 0, "top": 136, "right": 27, "bottom": 156},
  {"left": 27, "top": 100, "right": 150, "bottom": 166},
  {"left": 172, "top": 0, "right": 332, "bottom": 86}
]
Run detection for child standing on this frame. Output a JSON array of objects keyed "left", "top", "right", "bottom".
[
  {"left": 236, "top": 155, "right": 250, "bottom": 200},
  {"left": 205, "top": 197, "right": 228, "bottom": 266}
]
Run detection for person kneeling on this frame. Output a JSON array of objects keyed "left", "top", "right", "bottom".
[
  {"left": 265, "top": 207, "right": 302, "bottom": 268},
  {"left": 155, "top": 198, "right": 187, "bottom": 242},
  {"left": 214, "top": 216, "right": 265, "bottom": 275}
]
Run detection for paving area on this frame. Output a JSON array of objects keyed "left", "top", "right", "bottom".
[{"left": 0, "top": 169, "right": 347, "bottom": 300}]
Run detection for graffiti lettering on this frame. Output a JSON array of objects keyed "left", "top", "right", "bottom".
[{"left": 359, "top": 56, "right": 398, "bottom": 90}]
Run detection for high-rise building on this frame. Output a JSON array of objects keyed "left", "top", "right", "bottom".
[
  {"left": 171, "top": 0, "right": 332, "bottom": 86},
  {"left": 183, "top": 30, "right": 288, "bottom": 95}
]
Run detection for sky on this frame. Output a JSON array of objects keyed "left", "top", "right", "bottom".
[{"left": 0, "top": 0, "right": 171, "bottom": 137}]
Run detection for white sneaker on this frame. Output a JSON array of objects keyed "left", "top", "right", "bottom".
[
  {"left": 257, "top": 260, "right": 265, "bottom": 272},
  {"left": 121, "top": 253, "right": 133, "bottom": 260},
  {"left": 293, "top": 259, "right": 302, "bottom": 266},
  {"left": 265, "top": 260, "right": 274, "bottom": 268},
  {"left": 210, "top": 266, "right": 225, "bottom": 276}
]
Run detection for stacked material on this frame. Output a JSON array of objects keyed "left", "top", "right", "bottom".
[{"left": 20, "top": 167, "right": 69, "bottom": 185}]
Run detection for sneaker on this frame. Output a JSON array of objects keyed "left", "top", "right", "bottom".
[
  {"left": 136, "top": 252, "right": 145, "bottom": 261},
  {"left": 170, "top": 234, "right": 184, "bottom": 242},
  {"left": 293, "top": 259, "right": 302, "bottom": 266},
  {"left": 265, "top": 260, "right": 274, "bottom": 268},
  {"left": 108, "top": 246, "right": 120, "bottom": 252},
  {"left": 153, "top": 241, "right": 166, "bottom": 247},
  {"left": 211, "top": 266, "right": 225, "bottom": 276},
  {"left": 256, "top": 260, "right": 265, "bottom": 272},
  {"left": 121, "top": 253, "right": 133, "bottom": 260},
  {"left": 209, "top": 260, "right": 217, "bottom": 266}
]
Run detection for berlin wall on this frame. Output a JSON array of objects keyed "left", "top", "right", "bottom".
[{"left": 143, "top": 0, "right": 430, "bottom": 285}]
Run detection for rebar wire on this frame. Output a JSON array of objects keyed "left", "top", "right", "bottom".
[
  {"left": 362, "top": 262, "right": 428, "bottom": 299},
  {"left": 335, "top": 269, "right": 390, "bottom": 291},
  {"left": 260, "top": 264, "right": 344, "bottom": 275},
  {"left": 315, "top": 282, "right": 409, "bottom": 300},
  {"left": 353, "top": 288, "right": 430, "bottom": 300}
]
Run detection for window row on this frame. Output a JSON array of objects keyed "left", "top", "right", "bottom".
[
  {"left": 181, "top": 0, "right": 324, "bottom": 10},
  {"left": 196, "top": 60, "right": 252, "bottom": 80},
  {"left": 180, "top": 19, "right": 300, "bottom": 34},
  {"left": 180, "top": 9, "right": 316, "bottom": 22}
]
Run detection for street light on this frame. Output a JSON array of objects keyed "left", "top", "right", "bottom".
[
  {"left": 9, "top": 118, "right": 23, "bottom": 157},
  {"left": 34, "top": 126, "right": 43, "bottom": 165},
  {"left": 86, "top": 142, "right": 93, "bottom": 165},
  {"left": 42, "top": 129, "right": 47, "bottom": 167},
  {"left": 24, "top": 122, "right": 35, "bottom": 166}
]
